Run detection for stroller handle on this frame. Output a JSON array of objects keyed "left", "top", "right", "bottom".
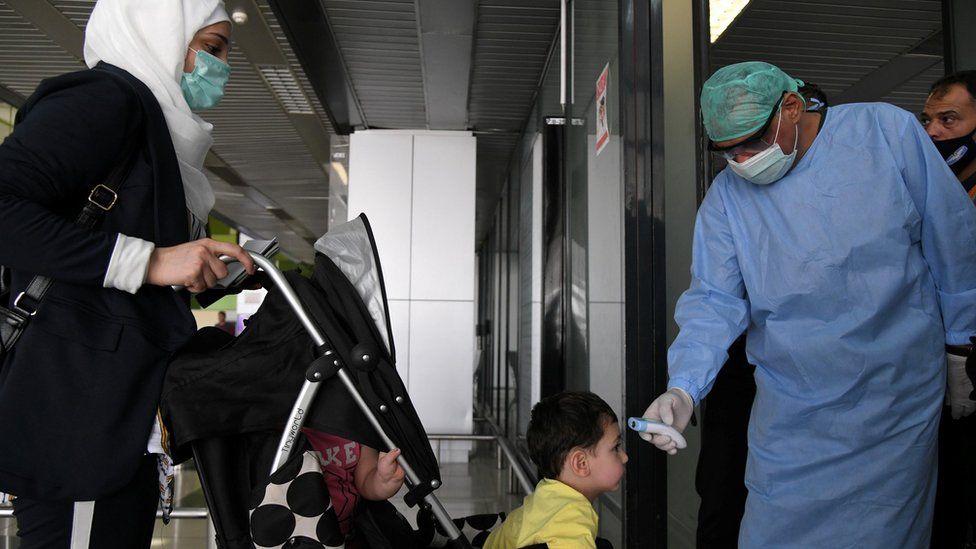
[{"left": 224, "top": 252, "right": 470, "bottom": 545}]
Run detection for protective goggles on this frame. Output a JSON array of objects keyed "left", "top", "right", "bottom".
[{"left": 709, "top": 94, "right": 786, "bottom": 160}]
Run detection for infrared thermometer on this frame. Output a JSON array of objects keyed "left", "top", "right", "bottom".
[{"left": 627, "top": 417, "right": 688, "bottom": 450}]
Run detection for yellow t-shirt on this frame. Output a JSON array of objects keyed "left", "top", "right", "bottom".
[{"left": 483, "top": 478, "right": 598, "bottom": 549}]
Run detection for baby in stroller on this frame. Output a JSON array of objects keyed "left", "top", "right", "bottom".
[{"left": 303, "top": 428, "right": 406, "bottom": 545}]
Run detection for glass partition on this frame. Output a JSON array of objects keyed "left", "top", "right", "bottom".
[
  {"left": 569, "top": 1, "right": 624, "bottom": 544},
  {"left": 476, "top": 1, "right": 625, "bottom": 545}
]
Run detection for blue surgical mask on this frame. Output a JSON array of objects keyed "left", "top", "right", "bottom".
[
  {"left": 727, "top": 102, "right": 798, "bottom": 185},
  {"left": 181, "top": 49, "right": 230, "bottom": 111}
]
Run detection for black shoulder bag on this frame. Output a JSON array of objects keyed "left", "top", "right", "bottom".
[{"left": 0, "top": 133, "right": 142, "bottom": 359}]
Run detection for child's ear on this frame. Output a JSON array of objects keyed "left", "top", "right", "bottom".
[{"left": 568, "top": 448, "right": 590, "bottom": 477}]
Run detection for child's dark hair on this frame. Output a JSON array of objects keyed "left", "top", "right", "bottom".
[{"left": 526, "top": 391, "right": 618, "bottom": 479}]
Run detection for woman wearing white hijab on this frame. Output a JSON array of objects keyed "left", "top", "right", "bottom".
[{"left": 0, "top": 1, "right": 253, "bottom": 547}]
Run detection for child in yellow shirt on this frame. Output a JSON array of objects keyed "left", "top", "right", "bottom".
[{"left": 484, "top": 391, "right": 627, "bottom": 549}]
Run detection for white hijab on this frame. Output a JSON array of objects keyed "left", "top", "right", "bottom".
[{"left": 83, "top": 0, "right": 229, "bottom": 231}]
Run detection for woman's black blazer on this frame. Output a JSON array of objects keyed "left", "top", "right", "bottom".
[{"left": 0, "top": 63, "right": 197, "bottom": 500}]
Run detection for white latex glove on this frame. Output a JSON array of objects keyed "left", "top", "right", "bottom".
[
  {"left": 639, "top": 388, "right": 694, "bottom": 455},
  {"left": 947, "top": 352, "right": 975, "bottom": 420}
]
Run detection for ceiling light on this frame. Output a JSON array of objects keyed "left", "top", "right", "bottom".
[
  {"left": 231, "top": 9, "right": 248, "bottom": 25},
  {"left": 330, "top": 162, "right": 348, "bottom": 186},
  {"left": 710, "top": 0, "right": 750, "bottom": 43}
]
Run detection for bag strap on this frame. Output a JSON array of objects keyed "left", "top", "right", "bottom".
[{"left": 1, "top": 126, "right": 143, "bottom": 353}]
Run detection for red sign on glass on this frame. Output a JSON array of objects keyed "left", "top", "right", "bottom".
[{"left": 595, "top": 62, "right": 610, "bottom": 155}]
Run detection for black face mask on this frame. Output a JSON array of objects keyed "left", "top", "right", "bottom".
[{"left": 934, "top": 129, "right": 976, "bottom": 175}]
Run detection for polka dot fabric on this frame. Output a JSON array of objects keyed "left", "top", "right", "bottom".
[{"left": 249, "top": 450, "right": 345, "bottom": 548}]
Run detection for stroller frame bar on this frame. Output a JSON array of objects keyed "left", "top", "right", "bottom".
[{"left": 244, "top": 252, "right": 468, "bottom": 545}]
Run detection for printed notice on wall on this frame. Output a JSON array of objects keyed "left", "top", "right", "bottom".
[{"left": 595, "top": 62, "right": 610, "bottom": 156}]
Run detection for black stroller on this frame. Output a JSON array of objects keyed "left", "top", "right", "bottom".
[{"left": 160, "top": 214, "right": 476, "bottom": 548}]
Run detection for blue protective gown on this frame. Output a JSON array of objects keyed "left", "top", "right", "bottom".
[{"left": 668, "top": 103, "right": 976, "bottom": 548}]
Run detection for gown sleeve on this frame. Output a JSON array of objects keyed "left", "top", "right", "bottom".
[
  {"left": 666, "top": 181, "right": 750, "bottom": 404},
  {"left": 891, "top": 109, "right": 976, "bottom": 345}
]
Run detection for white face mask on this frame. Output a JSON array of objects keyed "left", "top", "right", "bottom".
[{"left": 727, "top": 102, "right": 798, "bottom": 185}]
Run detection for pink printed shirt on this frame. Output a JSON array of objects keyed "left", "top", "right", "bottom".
[{"left": 303, "top": 429, "right": 362, "bottom": 534}]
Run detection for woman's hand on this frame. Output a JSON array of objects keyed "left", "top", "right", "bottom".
[{"left": 146, "top": 238, "right": 254, "bottom": 293}]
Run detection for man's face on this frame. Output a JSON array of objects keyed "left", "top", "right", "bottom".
[
  {"left": 711, "top": 92, "right": 804, "bottom": 164},
  {"left": 921, "top": 84, "right": 976, "bottom": 140}
]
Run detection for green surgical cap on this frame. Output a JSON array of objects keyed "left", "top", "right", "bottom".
[{"left": 701, "top": 61, "right": 804, "bottom": 143}]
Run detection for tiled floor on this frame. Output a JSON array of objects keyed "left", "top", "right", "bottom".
[{"left": 0, "top": 446, "right": 524, "bottom": 548}]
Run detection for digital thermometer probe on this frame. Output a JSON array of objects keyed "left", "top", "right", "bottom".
[{"left": 627, "top": 417, "right": 688, "bottom": 449}]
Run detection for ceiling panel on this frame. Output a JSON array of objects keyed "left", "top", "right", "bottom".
[
  {"left": 711, "top": 0, "right": 944, "bottom": 113},
  {"left": 48, "top": 0, "right": 91, "bottom": 28},
  {"left": 255, "top": 0, "right": 338, "bottom": 134},
  {"left": 883, "top": 63, "right": 943, "bottom": 113},
  {"left": 319, "top": 0, "right": 426, "bottom": 129},
  {"left": 468, "top": 0, "right": 559, "bottom": 238},
  {"left": 468, "top": 0, "right": 559, "bottom": 132},
  {"left": 0, "top": 3, "right": 83, "bottom": 97}
]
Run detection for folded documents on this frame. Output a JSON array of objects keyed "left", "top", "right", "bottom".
[{"left": 214, "top": 237, "right": 279, "bottom": 289}]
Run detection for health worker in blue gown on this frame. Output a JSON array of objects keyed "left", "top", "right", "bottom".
[{"left": 640, "top": 61, "right": 976, "bottom": 547}]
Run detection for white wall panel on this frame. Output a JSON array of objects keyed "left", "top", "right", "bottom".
[
  {"left": 587, "top": 136, "right": 623, "bottom": 303},
  {"left": 410, "top": 134, "right": 476, "bottom": 301},
  {"left": 531, "top": 137, "right": 543, "bottom": 305},
  {"left": 407, "top": 300, "right": 475, "bottom": 434},
  {"left": 588, "top": 302, "right": 624, "bottom": 419},
  {"left": 387, "top": 299, "right": 411, "bottom": 385},
  {"left": 348, "top": 130, "right": 477, "bottom": 460},
  {"left": 348, "top": 132, "right": 414, "bottom": 300}
]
